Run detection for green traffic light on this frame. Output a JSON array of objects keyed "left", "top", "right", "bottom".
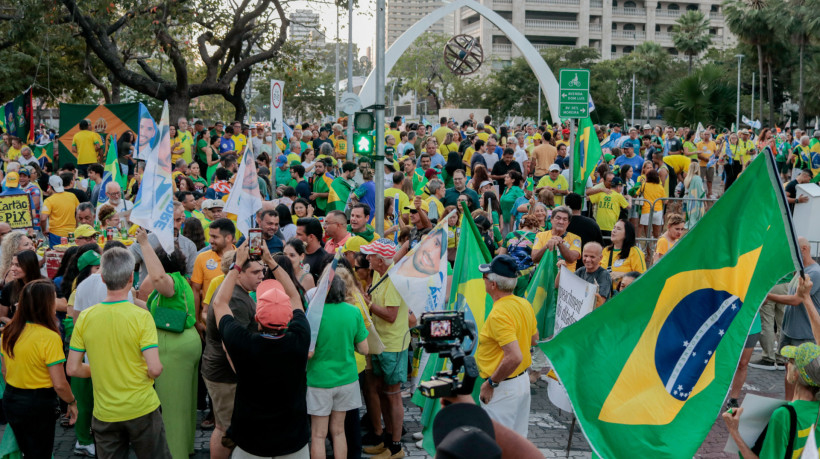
[{"left": 353, "top": 134, "right": 373, "bottom": 154}]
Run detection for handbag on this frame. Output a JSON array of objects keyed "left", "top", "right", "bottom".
[{"left": 148, "top": 279, "right": 190, "bottom": 333}]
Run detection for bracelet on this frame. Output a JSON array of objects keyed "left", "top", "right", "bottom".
[{"left": 67, "top": 399, "right": 76, "bottom": 405}]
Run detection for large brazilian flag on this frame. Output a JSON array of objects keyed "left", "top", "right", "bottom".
[
  {"left": 57, "top": 102, "right": 142, "bottom": 168},
  {"left": 541, "top": 152, "right": 802, "bottom": 458},
  {"left": 526, "top": 249, "right": 558, "bottom": 338},
  {"left": 420, "top": 203, "right": 493, "bottom": 456},
  {"left": 572, "top": 117, "right": 603, "bottom": 192},
  {"left": 327, "top": 176, "right": 354, "bottom": 212}
]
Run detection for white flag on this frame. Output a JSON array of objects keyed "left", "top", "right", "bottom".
[
  {"left": 223, "top": 143, "right": 263, "bottom": 239},
  {"left": 130, "top": 101, "right": 175, "bottom": 254},
  {"left": 803, "top": 425, "right": 819, "bottom": 459},
  {"left": 306, "top": 255, "right": 339, "bottom": 352}
]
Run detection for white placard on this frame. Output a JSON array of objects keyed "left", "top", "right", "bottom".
[
  {"left": 270, "top": 80, "right": 284, "bottom": 134},
  {"left": 554, "top": 266, "right": 597, "bottom": 336},
  {"left": 723, "top": 394, "right": 784, "bottom": 454}
]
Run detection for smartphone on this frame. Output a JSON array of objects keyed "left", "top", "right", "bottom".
[{"left": 249, "top": 228, "right": 262, "bottom": 258}]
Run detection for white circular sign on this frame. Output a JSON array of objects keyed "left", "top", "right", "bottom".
[
  {"left": 341, "top": 92, "right": 362, "bottom": 115},
  {"left": 271, "top": 82, "right": 282, "bottom": 109}
]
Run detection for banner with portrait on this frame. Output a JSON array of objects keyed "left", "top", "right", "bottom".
[{"left": 387, "top": 213, "right": 454, "bottom": 318}]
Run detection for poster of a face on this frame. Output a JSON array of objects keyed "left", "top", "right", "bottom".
[
  {"left": 390, "top": 226, "right": 449, "bottom": 317},
  {"left": 136, "top": 109, "right": 159, "bottom": 161}
]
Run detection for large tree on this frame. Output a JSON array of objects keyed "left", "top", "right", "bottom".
[
  {"left": 659, "top": 64, "right": 736, "bottom": 127},
  {"left": 779, "top": 0, "right": 818, "bottom": 129},
  {"left": 672, "top": 10, "right": 712, "bottom": 74},
  {"left": 628, "top": 41, "right": 670, "bottom": 124},
  {"left": 391, "top": 33, "right": 463, "bottom": 113},
  {"left": 53, "top": 0, "right": 290, "bottom": 121}
]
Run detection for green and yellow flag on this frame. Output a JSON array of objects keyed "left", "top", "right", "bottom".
[
  {"left": 327, "top": 176, "right": 354, "bottom": 212},
  {"left": 33, "top": 142, "right": 53, "bottom": 162},
  {"left": 420, "top": 203, "right": 493, "bottom": 456},
  {"left": 572, "top": 117, "right": 603, "bottom": 192},
  {"left": 541, "top": 152, "right": 801, "bottom": 458},
  {"left": 526, "top": 249, "right": 558, "bottom": 338}
]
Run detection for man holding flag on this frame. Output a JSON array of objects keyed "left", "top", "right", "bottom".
[{"left": 475, "top": 254, "right": 538, "bottom": 437}]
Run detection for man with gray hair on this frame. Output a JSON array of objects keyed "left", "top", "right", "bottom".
[
  {"left": 475, "top": 254, "right": 538, "bottom": 437},
  {"left": 97, "top": 181, "right": 133, "bottom": 221},
  {"left": 67, "top": 248, "right": 171, "bottom": 458}
]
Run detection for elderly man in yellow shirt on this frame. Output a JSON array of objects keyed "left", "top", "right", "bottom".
[
  {"left": 475, "top": 254, "right": 537, "bottom": 437},
  {"left": 532, "top": 206, "right": 582, "bottom": 271}
]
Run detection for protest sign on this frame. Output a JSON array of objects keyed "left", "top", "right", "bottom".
[
  {"left": 0, "top": 194, "right": 32, "bottom": 229},
  {"left": 554, "top": 265, "right": 597, "bottom": 335}
]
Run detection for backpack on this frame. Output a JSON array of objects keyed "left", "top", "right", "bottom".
[
  {"left": 506, "top": 231, "right": 533, "bottom": 272},
  {"left": 750, "top": 404, "right": 797, "bottom": 459}
]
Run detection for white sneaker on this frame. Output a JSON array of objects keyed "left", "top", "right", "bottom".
[
  {"left": 415, "top": 439, "right": 424, "bottom": 449},
  {"left": 74, "top": 441, "right": 96, "bottom": 457},
  {"left": 412, "top": 432, "right": 424, "bottom": 441}
]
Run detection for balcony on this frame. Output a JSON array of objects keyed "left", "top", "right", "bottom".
[
  {"left": 462, "top": 21, "right": 480, "bottom": 35},
  {"left": 524, "top": 19, "right": 580, "bottom": 35},
  {"left": 655, "top": 31, "right": 673, "bottom": 42},
  {"left": 710, "top": 11, "right": 723, "bottom": 21},
  {"left": 525, "top": 0, "right": 581, "bottom": 5},
  {"left": 611, "top": 29, "right": 646, "bottom": 40},
  {"left": 590, "top": 23, "right": 603, "bottom": 33},
  {"left": 534, "top": 43, "right": 574, "bottom": 50},
  {"left": 655, "top": 8, "right": 682, "bottom": 18},
  {"left": 590, "top": 0, "right": 603, "bottom": 6},
  {"left": 612, "top": 6, "right": 646, "bottom": 17},
  {"left": 492, "top": 43, "right": 513, "bottom": 54}
]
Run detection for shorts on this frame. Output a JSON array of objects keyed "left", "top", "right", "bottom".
[
  {"left": 700, "top": 165, "right": 715, "bottom": 183},
  {"left": 306, "top": 380, "right": 362, "bottom": 416},
  {"left": 745, "top": 332, "right": 760, "bottom": 349},
  {"left": 640, "top": 211, "right": 662, "bottom": 226},
  {"left": 779, "top": 334, "right": 814, "bottom": 353},
  {"left": 371, "top": 349, "right": 409, "bottom": 386},
  {"left": 204, "top": 378, "right": 237, "bottom": 430}
]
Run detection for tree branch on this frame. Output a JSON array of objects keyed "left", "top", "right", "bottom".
[{"left": 83, "top": 47, "right": 112, "bottom": 103}]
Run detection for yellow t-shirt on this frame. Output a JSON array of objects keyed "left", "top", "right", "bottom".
[
  {"left": 191, "top": 250, "right": 224, "bottom": 297},
  {"left": 369, "top": 271, "right": 410, "bottom": 352},
  {"left": 638, "top": 182, "right": 665, "bottom": 214},
  {"left": 423, "top": 195, "right": 445, "bottom": 220},
  {"left": 233, "top": 134, "right": 248, "bottom": 154},
  {"left": 42, "top": 192, "right": 80, "bottom": 237},
  {"left": 6, "top": 146, "right": 21, "bottom": 162},
  {"left": 737, "top": 139, "right": 756, "bottom": 165},
  {"left": 69, "top": 300, "right": 160, "bottom": 422},
  {"left": 477, "top": 132, "right": 490, "bottom": 143},
  {"left": 696, "top": 140, "right": 717, "bottom": 167},
  {"left": 601, "top": 245, "right": 647, "bottom": 289},
  {"left": 533, "top": 230, "right": 582, "bottom": 271},
  {"left": 663, "top": 154, "right": 691, "bottom": 175},
  {"left": 462, "top": 147, "right": 476, "bottom": 175},
  {"left": 589, "top": 191, "right": 628, "bottom": 231},
  {"left": 475, "top": 295, "right": 537, "bottom": 379},
  {"left": 432, "top": 127, "right": 453, "bottom": 145},
  {"left": 203, "top": 273, "right": 225, "bottom": 306},
  {"left": 72, "top": 130, "right": 102, "bottom": 165},
  {"left": 385, "top": 188, "right": 410, "bottom": 216},
  {"left": 1, "top": 323, "right": 65, "bottom": 389},
  {"left": 536, "top": 175, "right": 569, "bottom": 205},
  {"left": 350, "top": 289, "right": 373, "bottom": 374},
  {"left": 655, "top": 236, "right": 677, "bottom": 256},
  {"left": 385, "top": 129, "right": 401, "bottom": 145},
  {"left": 179, "top": 131, "right": 194, "bottom": 163},
  {"left": 334, "top": 140, "right": 347, "bottom": 158},
  {"left": 439, "top": 142, "right": 458, "bottom": 158}
]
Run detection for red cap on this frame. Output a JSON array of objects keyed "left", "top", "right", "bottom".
[
  {"left": 562, "top": 128, "right": 570, "bottom": 135},
  {"left": 255, "top": 280, "right": 293, "bottom": 330}
]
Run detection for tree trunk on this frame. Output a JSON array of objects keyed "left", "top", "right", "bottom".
[
  {"left": 798, "top": 40, "right": 805, "bottom": 130},
  {"left": 167, "top": 93, "right": 192, "bottom": 123},
  {"left": 109, "top": 74, "right": 121, "bottom": 104},
  {"left": 688, "top": 54, "right": 693, "bottom": 75},
  {"left": 757, "top": 44, "right": 764, "bottom": 126},
  {"left": 767, "top": 60, "right": 775, "bottom": 130}
]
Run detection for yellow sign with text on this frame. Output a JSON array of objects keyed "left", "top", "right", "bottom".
[{"left": 0, "top": 194, "right": 32, "bottom": 229}]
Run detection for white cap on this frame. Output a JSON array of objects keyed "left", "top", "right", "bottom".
[
  {"left": 549, "top": 164, "right": 561, "bottom": 172},
  {"left": 48, "top": 175, "right": 64, "bottom": 193}
]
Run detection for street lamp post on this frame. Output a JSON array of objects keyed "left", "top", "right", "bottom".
[
  {"left": 346, "top": 0, "right": 355, "bottom": 162},
  {"left": 374, "top": 0, "right": 386, "bottom": 235},
  {"left": 735, "top": 54, "right": 743, "bottom": 130}
]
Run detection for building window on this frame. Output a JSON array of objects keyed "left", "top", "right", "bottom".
[
  {"left": 624, "top": 45, "right": 634, "bottom": 53},
  {"left": 612, "top": 23, "right": 617, "bottom": 29},
  {"left": 668, "top": 3, "right": 679, "bottom": 9},
  {"left": 655, "top": 24, "right": 660, "bottom": 31},
  {"left": 686, "top": 4, "right": 698, "bottom": 10},
  {"left": 624, "top": 1, "right": 636, "bottom": 7},
  {"left": 611, "top": 45, "right": 617, "bottom": 52},
  {"left": 624, "top": 23, "right": 636, "bottom": 30},
  {"left": 613, "top": 0, "right": 618, "bottom": 6}
]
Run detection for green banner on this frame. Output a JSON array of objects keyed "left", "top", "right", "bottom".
[{"left": 57, "top": 103, "right": 141, "bottom": 167}]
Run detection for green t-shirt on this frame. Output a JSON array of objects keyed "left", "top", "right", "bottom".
[
  {"left": 196, "top": 138, "right": 209, "bottom": 162},
  {"left": 758, "top": 400, "right": 820, "bottom": 458},
  {"left": 306, "top": 302, "right": 368, "bottom": 388},
  {"left": 275, "top": 167, "right": 291, "bottom": 188}
]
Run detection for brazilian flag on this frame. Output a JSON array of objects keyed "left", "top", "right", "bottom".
[
  {"left": 312, "top": 173, "right": 333, "bottom": 211},
  {"left": 327, "top": 177, "right": 354, "bottom": 212},
  {"left": 526, "top": 249, "right": 558, "bottom": 338},
  {"left": 572, "top": 117, "right": 603, "bottom": 192},
  {"left": 541, "top": 152, "right": 802, "bottom": 458},
  {"left": 420, "top": 203, "right": 493, "bottom": 456},
  {"left": 57, "top": 103, "right": 141, "bottom": 168}
]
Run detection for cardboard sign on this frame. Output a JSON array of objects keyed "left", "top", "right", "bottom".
[{"left": 0, "top": 193, "right": 32, "bottom": 228}]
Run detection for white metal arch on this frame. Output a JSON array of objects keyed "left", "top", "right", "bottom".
[{"left": 359, "top": 0, "right": 561, "bottom": 122}]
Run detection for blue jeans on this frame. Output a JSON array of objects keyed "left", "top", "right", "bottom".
[{"left": 47, "top": 233, "right": 63, "bottom": 248}]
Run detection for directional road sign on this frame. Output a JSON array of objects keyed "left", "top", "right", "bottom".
[{"left": 559, "top": 68, "right": 590, "bottom": 118}]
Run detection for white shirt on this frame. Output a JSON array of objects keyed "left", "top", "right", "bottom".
[
  {"left": 73, "top": 273, "right": 134, "bottom": 313},
  {"left": 96, "top": 198, "right": 133, "bottom": 221},
  {"left": 513, "top": 149, "right": 528, "bottom": 172},
  {"left": 481, "top": 152, "right": 498, "bottom": 171}
]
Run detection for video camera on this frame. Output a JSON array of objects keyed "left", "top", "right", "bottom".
[{"left": 417, "top": 311, "right": 479, "bottom": 399}]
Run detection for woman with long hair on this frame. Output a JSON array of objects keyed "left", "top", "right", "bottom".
[
  {"left": 469, "top": 164, "right": 491, "bottom": 193},
  {"left": 136, "top": 228, "right": 201, "bottom": 459},
  {"left": 441, "top": 152, "right": 463, "bottom": 189},
  {"left": 499, "top": 170, "right": 525, "bottom": 233},
  {"left": 291, "top": 197, "right": 313, "bottom": 224},
  {"left": 301, "top": 149, "right": 317, "bottom": 178},
  {"left": 59, "top": 244, "right": 101, "bottom": 301},
  {"left": 169, "top": 125, "right": 184, "bottom": 163},
  {"left": 683, "top": 161, "right": 705, "bottom": 229},
  {"left": 637, "top": 169, "right": 665, "bottom": 239},
  {"left": 1, "top": 280, "right": 77, "bottom": 457},
  {"left": 188, "top": 161, "right": 208, "bottom": 193},
  {"left": 439, "top": 132, "right": 459, "bottom": 159},
  {"left": 0, "top": 231, "right": 35, "bottom": 285},
  {"left": 682, "top": 130, "right": 698, "bottom": 160},
  {"left": 175, "top": 174, "right": 196, "bottom": 194},
  {"left": 276, "top": 204, "right": 297, "bottom": 241},
  {"left": 0, "top": 250, "right": 44, "bottom": 324},
  {"left": 654, "top": 213, "right": 686, "bottom": 263},
  {"left": 600, "top": 220, "right": 646, "bottom": 291},
  {"left": 283, "top": 239, "right": 315, "bottom": 291},
  {"left": 182, "top": 217, "right": 207, "bottom": 251}
]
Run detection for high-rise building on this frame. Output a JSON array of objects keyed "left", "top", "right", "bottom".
[
  {"left": 454, "top": 0, "right": 734, "bottom": 66},
  {"left": 290, "top": 9, "right": 325, "bottom": 45},
  {"left": 387, "top": 0, "right": 455, "bottom": 47}
]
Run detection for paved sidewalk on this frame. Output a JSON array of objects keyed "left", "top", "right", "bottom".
[{"left": 1, "top": 348, "right": 785, "bottom": 458}]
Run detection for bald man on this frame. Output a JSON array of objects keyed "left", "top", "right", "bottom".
[{"left": 557, "top": 241, "right": 612, "bottom": 301}]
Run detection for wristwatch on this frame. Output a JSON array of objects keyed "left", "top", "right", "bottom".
[
  {"left": 487, "top": 378, "right": 500, "bottom": 388},
  {"left": 230, "top": 263, "right": 242, "bottom": 273}
]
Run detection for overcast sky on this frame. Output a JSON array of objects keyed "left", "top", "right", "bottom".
[{"left": 286, "top": 0, "right": 377, "bottom": 57}]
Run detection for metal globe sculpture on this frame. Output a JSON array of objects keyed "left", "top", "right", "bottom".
[{"left": 443, "top": 34, "right": 484, "bottom": 76}]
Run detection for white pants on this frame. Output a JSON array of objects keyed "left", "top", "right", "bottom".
[{"left": 481, "top": 372, "right": 531, "bottom": 438}]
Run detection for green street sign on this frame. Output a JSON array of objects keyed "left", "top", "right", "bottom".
[{"left": 559, "top": 68, "right": 590, "bottom": 119}]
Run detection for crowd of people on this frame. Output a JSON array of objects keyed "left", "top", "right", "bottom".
[{"left": 0, "top": 110, "right": 817, "bottom": 459}]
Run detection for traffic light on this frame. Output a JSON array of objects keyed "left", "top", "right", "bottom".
[
  {"left": 353, "top": 133, "right": 374, "bottom": 155},
  {"left": 354, "top": 111, "right": 374, "bottom": 132}
]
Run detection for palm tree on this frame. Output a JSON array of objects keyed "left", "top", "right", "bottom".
[
  {"left": 628, "top": 41, "right": 670, "bottom": 124},
  {"left": 782, "top": 0, "right": 819, "bottom": 129},
  {"left": 672, "top": 10, "right": 712, "bottom": 74},
  {"left": 659, "top": 64, "right": 736, "bottom": 126},
  {"left": 723, "top": 0, "right": 777, "bottom": 127}
]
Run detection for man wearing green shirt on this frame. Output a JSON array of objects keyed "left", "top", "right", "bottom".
[{"left": 310, "top": 160, "right": 332, "bottom": 216}]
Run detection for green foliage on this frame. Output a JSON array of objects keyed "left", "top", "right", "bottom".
[
  {"left": 659, "top": 64, "right": 736, "bottom": 127},
  {"left": 672, "top": 10, "right": 712, "bottom": 73},
  {"left": 390, "top": 33, "right": 462, "bottom": 111}
]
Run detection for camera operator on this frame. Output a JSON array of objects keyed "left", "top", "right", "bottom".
[{"left": 475, "top": 254, "right": 538, "bottom": 437}]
